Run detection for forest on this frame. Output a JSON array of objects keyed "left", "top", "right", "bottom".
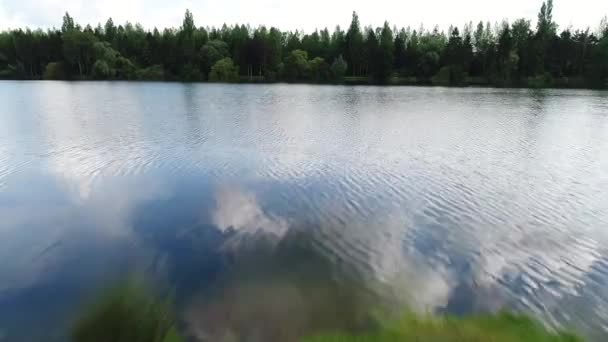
[{"left": 0, "top": 0, "right": 607, "bottom": 88}]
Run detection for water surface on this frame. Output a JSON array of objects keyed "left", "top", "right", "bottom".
[{"left": 1, "top": 81, "right": 608, "bottom": 341}]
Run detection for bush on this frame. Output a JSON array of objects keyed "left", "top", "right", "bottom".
[
  {"left": 431, "top": 65, "right": 467, "bottom": 85},
  {"left": 43, "top": 62, "right": 67, "bottom": 80},
  {"left": 527, "top": 73, "right": 554, "bottom": 88},
  {"left": 92, "top": 60, "right": 111, "bottom": 79},
  {"left": 432, "top": 66, "right": 452, "bottom": 85},
  {"left": 264, "top": 70, "right": 278, "bottom": 82},
  {"left": 115, "top": 56, "right": 136, "bottom": 80},
  {"left": 282, "top": 49, "right": 310, "bottom": 81},
  {"left": 0, "top": 66, "right": 17, "bottom": 78},
  {"left": 330, "top": 55, "right": 347, "bottom": 82},
  {"left": 201, "top": 39, "right": 230, "bottom": 72},
  {"left": 209, "top": 57, "right": 239, "bottom": 82},
  {"left": 136, "top": 65, "right": 165, "bottom": 81},
  {"left": 310, "top": 57, "right": 331, "bottom": 82},
  {"left": 180, "top": 63, "right": 202, "bottom": 82}
]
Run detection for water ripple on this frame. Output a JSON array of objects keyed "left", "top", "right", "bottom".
[{"left": 1, "top": 82, "right": 608, "bottom": 340}]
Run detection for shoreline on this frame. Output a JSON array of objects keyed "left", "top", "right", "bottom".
[{"left": 1, "top": 77, "right": 606, "bottom": 91}]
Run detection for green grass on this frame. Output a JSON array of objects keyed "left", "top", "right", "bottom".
[
  {"left": 71, "top": 277, "right": 584, "bottom": 342},
  {"left": 303, "top": 311, "right": 583, "bottom": 342},
  {"left": 71, "top": 279, "right": 183, "bottom": 342}
]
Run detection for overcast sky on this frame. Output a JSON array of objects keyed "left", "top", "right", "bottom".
[{"left": 0, "top": 0, "right": 606, "bottom": 32}]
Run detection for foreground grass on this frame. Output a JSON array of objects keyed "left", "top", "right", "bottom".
[
  {"left": 71, "top": 281, "right": 583, "bottom": 342},
  {"left": 71, "top": 280, "right": 182, "bottom": 342},
  {"left": 303, "top": 312, "right": 583, "bottom": 342}
]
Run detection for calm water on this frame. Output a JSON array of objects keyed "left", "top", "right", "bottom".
[{"left": 1, "top": 81, "right": 608, "bottom": 341}]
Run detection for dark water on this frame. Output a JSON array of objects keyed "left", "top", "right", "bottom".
[{"left": 1, "top": 81, "right": 608, "bottom": 341}]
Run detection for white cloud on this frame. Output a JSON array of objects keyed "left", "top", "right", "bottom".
[
  {"left": 212, "top": 186, "right": 289, "bottom": 239},
  {"left": 0, "top": 0, "right": 606, "bottom": 32}
]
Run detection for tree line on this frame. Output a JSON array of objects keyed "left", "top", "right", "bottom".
[{"left": 0, "top": 0, "right": 607, "bottom": 88}]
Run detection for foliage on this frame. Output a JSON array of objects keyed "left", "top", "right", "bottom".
[
  {"left": 43, "top": 62, "right": 66, "bottom": 80},
  {"left": 209, "top": 57, "right": 239, "bottom": 82},
  {"left": 136, "top": 64, "right": 165, "bottom": 80},
  {"left": 375, "top": 22, "right": 395, "bottom": 82},
  {"left": 201, "top": 39, "right": 229, "bottom": 75},
  {"left": 345, "top": 11, "right": 364, "bottom": 76},
  {"left": 114, "top": 56, "right": 136, "bottom": 79},
  {"left": 180, "top": 62, "right": 203, "bottom": 81},
  {"left": 92, "top": 59, "right": 111, "bottom": 79},
  {"left": 528, "top": 72, "right": 554, "bottom": 88},
  {"left": 303, "top": 311, "right": 584, "bottom": 342},
  {"left": 62, "top": 29, "right": 97, "bottom": 77},
  {"left": 0, "top": 2, "right": 606, "bottom": 87},
  {"left": 71, "top": 280, "right": 182, "bottom": 342},
  {"left": 330, "top": 55, "right": 348, "bottom": 81},
  {"left": 309, "top": 57, "right": 331, "bottom": 82},
  {"left": 283, "top": 49, "right": 310, "bottom": 80},
  {"left": 432, "top": 66, "right": 452, "bottom": 85},
  {"left": 0, "top": 65, "right": 18, "bottom": 78}
]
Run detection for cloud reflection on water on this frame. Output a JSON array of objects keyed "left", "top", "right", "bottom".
[
  {"left": 0, "top": 171, "right": 170, "bottom": 340},
  {"left": 212, "top": 186, "right": 289, "bottom": 239},
  {"left": 182, "top": 186, "right": 456, "bottom": 342}
]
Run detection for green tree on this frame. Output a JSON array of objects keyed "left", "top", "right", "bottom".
[
  {"left": 441, "top": 27, "right": 468, "bottom": 84},
  {"left": 92, "top": 59, "right": 111, "bottom": 78},
  {"left": 302, "top": 30, "right": 322, "bottom": 58},
  {"left": 63, "top": 30, "right": 97, "bottom": 77},
  {"left": 93, "top": 41, "right": 119, "bottom": 65},
  {"left": 179, "top": 9, "right": 197, "bottom": 65},
  {"left": 136, "top": 65, "right": 165, "bottom": 80},
  {"left": 0, "top": 4, "right": 606, "bottom": 88},
  {"left": 43, "top": 62, "right": 66, "bottom": 80},
  {"left": 416, "top": 27, "right": 445, "bottom": 80},
  {"left": 309, "top": 57, "right": 331, "bottom": 82},
  {"left": 201, "top": 39, "right": 229, "bottom": 76},
  {"left": 495, "top": 23, "right": 519, "bottom": 83},
  {"left": 376, "top": 22, "right": 395, "bottom": 82},
  {"left": 319, "top": 28, "right": 332, "bottom": 60},
  {"left": 181, "top": 9, "right": 195, "bottom": 36},
  {"left": 114, "top": 56, "right": 136, "bottom": 79},
  {"left": 534, "top": 0, "right": 557, "bottom": 75},
  {"left": 264, "top": 27, "right": 283, "bottom": 77},
  {"left": 180, "top": 63, "right": 202, "bottom": 81},
  {"left": 404, "top": 29, "right": 420, "bottom": 77},
  {"left": 345, "top": 12, "right": 364, "bottom": 76},
  {"left": 511, "top": 19, "right": 533, "bottom": 77},
  {"left": 394, "top": 28, "right": 407, "bottom": 73},
  {"left": 330, "top": 54, "right": 347, "bottom": 81},
  {"left": 11, "top": 29, "right": 36, "bottom": 78},
  {"left": 537, "top": 0, "right": 557, "bottom": 39},
  {"left": 364, "top": 27, "right": 379, "bottom": 78},
  {"left": 61, "top": 12, "right": 75, "bottom": 33},
  {"left": 104, "top": 18, "right": 117, "bottom": 42},
  {"left": 209, "top": 57, "right": 239, "bottom": 82},
  {"left": 588, "top": 22, "right": 608, "bottom": 87},
  {"left": 283, "top": 49, "right": 310, "bottom": 80},
  {"left": 330, "top": 26, "right": 346, "bottom": 63},
  {"left": 285, "top": 30, "right": 302, "bottom": 54}
]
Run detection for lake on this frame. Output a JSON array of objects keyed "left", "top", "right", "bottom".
[{"left": 1, "top": 81, "right": 608, "bottom": 341}]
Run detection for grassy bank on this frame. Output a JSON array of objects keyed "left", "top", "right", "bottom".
[
  {"left": 72, "top": 281, "right": 584, "bottom": 342},
  {"left": 71, "top": 280, "right": 182, "bottom": 342},
  {"left": 303, "top": 312, "right": 583, "bottom": 342}
]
